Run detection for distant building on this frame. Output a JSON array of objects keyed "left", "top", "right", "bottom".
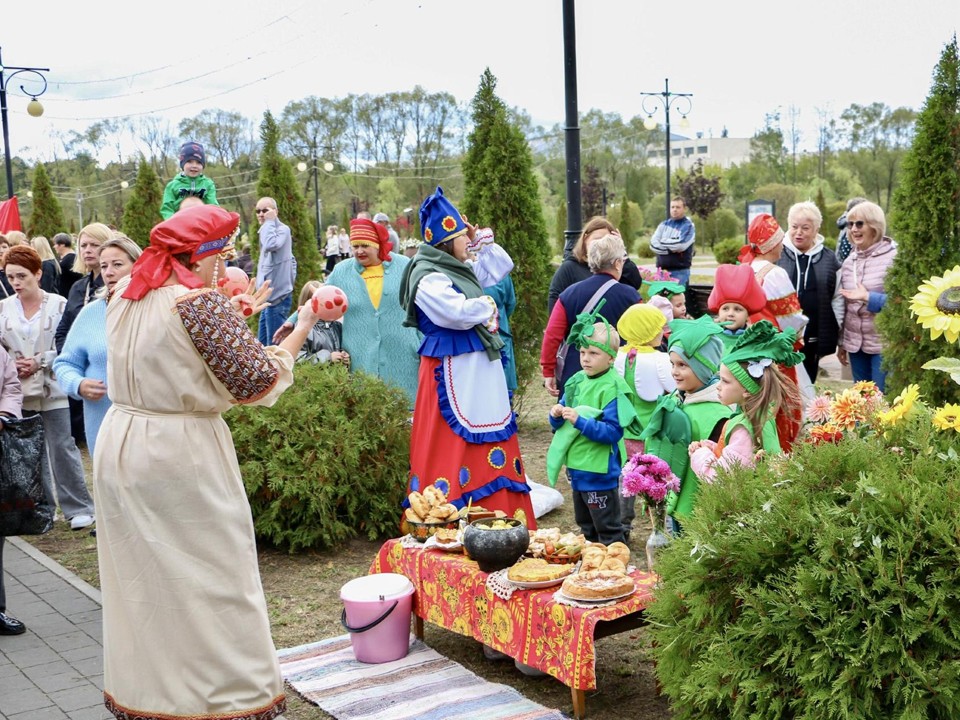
[{"left": 647, "top": 134, "right": 751, "bottom": 170}]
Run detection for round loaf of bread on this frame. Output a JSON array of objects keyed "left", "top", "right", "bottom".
[{"left": 561, "top": 570, "right": 635, "bottom": 600}]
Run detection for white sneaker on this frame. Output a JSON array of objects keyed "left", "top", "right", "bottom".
[{"left": 70, "top": 514, "right": 95, "bottom": 531}]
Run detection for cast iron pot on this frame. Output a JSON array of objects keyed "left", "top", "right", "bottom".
[{"left": 463, "top": 517, "right": 530, "bottom": 573}]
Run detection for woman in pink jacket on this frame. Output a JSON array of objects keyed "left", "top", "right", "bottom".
[{"left": 836, "top": 201, "right": 896, "bottom": 392}]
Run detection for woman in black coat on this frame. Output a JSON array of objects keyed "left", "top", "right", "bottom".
[{"left": 548, "top": 216, "right": 642, "bottom": 313}]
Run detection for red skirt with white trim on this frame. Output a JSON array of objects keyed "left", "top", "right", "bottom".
[{"left": 406, "top": 356, "right": 536, "bottom": 527}]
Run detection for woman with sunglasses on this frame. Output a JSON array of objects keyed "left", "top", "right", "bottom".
[{"left": 835, "top": 201, "right": 896, "bottom": 391}]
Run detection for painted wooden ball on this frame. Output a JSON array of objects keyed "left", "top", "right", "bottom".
[{"left": 311, "top": 286, "right": 349, "bottom": 321}]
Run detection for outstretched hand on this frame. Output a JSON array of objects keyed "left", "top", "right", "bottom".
[{"left": 231, "top": 279, "right": 272, "bottom": 317}]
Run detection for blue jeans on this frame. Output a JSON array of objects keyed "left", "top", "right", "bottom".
[
  {"left": 849, "top": 350, "right": 886, "bottom": 392},
  {"left": 666, "top": 267, "right": 691, "bottom": 288},
  {"left": 258, "top": 294, "right": 293, "bottom": 346}
]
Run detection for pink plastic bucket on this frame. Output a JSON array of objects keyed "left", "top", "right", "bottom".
[{"left": 340, "top": 573, "right": 415, "bottom": 663}]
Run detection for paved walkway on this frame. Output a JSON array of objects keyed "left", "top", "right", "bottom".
[{"left": 0, "top": 537, "right": 108, "bottom": 720}]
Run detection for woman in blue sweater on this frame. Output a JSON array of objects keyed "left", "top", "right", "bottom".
[{"left": 54, "top": 237, "right": 141, "bottom": 454}]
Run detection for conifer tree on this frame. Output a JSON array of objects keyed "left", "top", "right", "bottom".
[
  {"left": 815, "top": 187, "right": 828, "bottom": 227},
  {"left": 877, "top": 37, "right": 960, "bottom": 404},
  {"left": 27, "top": 163, "right": 66, "bottom": 238},
  {"left": 122, "top": 157, "right": 163, "bottom": 247},
  {"left": 255, "top": 111, "right": 320, "bottom": 296},
  {"left": 462, "top": 69, "right": 552, "bottom": 407}
]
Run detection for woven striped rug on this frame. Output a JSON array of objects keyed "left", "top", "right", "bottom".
[{"left": 278, "top": 635, "right": 569, "bottom": 720}]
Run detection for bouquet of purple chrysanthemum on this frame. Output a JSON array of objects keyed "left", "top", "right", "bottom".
[{"left": 621, "top": 453, "right": 680, "bottom": 504}]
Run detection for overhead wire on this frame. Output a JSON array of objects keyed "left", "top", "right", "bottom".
[{"left": 44, "top": 6, "right": 310, "bottom": 87}]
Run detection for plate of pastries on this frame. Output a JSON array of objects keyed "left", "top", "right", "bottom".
[{"left": 506, "top": 557, "right": 578, "bottom": 588}]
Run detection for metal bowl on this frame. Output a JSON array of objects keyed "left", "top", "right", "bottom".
[{"left": 463, "top": 517, "right": 530, "bottom": 572}]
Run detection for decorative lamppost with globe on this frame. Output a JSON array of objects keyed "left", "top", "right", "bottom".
[
  {"left": 0, "top": 46, "right": 50, "bottom": 200},
  {"left": 641, "top": 78, "right": 692, "bottom": 219}
]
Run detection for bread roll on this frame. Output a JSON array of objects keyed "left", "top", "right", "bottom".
[
  {"left": 404, "top": 507, "right": 424, "bottom": 523},
  {"left": 439, "top": 503, "right": 459, "bottom": 520},
  {"left": 409, "top": 491, "right": 430, "bottom": 518},
  {"left": 600, "top": 557, "right": 627, "bottom": 573},
  {"left": 606, "top": 541, "right": 631, "bottom": 566},
  {"left": 581, "top": 546, "right": 606, "bottom": 571},
  {"left": 423, "top": 485, "right": 446, "bottom": 507}
]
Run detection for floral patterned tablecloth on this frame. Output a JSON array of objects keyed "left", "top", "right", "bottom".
[{"left": 371, "top": 538, "right": 657, "bottom": 691}]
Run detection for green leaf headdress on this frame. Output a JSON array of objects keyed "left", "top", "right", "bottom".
[
  {"left": 722, "top": 320, "right": 804, "bottom": 393},
  {"left": 666, "top": 315, "right": 725, "bottom": 382},
  {"left": 647, "top": 280, "right": 686, "bottom": 298},
  {"left": 565, "top": 299, "right": 617, "bottom": 358}
]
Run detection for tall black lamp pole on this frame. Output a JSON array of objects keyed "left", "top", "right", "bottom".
[{"left": 561, "top": 0, "right": 582, "bottom": 259}]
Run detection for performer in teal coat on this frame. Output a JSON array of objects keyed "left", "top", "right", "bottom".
[{"left": 326, "top": 219, "right": 421, "bottom": 408}]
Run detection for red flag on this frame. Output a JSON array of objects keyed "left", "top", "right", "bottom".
[{"left": 0, "top": 197, "right": 22, "bottom": 233}]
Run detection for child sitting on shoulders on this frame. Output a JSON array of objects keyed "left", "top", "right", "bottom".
[
  {"left": 613, "top": 303, "right": 675, "bottom": 541},
  {"left": 160, "top": 142, "right": 219, "bottom": 219},
  {"left": 547, "top": 308, "right": 640, "bottom": 545},
  {"left": 707, "top": 264, "right": 767, "bottom": 354},
  {"left": 295, "top": 280, "right": 350, "bottom": 366},
  {"left": 689, "top": 321, "right": 803, "bottom": 483}
]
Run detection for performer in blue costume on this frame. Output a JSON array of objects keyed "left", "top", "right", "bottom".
[{"left": 399, "top": 187, "right": 536, "bottom": 525}]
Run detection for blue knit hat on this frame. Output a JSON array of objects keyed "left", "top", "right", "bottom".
[
  {"left": 419, "top": 186, "right": 468, "bottom": 247},
  {"left": 179, "top": 141, "right": 205, "bottom": 169}
]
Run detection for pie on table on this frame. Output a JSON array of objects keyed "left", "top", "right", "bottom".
[
  {"left": 561, "top": 570, "right": 636, "bottom": 600},
  {"left": 508, "top": 558, "right": 575, "bottom": 583}
]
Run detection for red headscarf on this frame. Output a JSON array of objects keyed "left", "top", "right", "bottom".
[
  {"left": 122, "top": 205, "right": 239, "bottom": 300},
  {"left": 349, "top": 218, "right": 391, "bottom": 263},
  {"left": 738, "top": 213, "right": 785, "bottom": 264}
]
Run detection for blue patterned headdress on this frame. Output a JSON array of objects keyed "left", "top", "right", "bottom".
[{"left": 419, "top": 186, "right": 468, "bottom": 247}]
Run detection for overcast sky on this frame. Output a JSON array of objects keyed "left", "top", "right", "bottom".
[{"left": 2, "top": 0, "right": 958, "bottom": 165}]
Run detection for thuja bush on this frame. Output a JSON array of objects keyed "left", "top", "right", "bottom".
[
  {"left": 227, "top": 362, "right": 410, "bottom": 552},
  {"left": 713, "top": 237, "right": 744, "bottom": 265},
  {"left": 647, "top": 434, "right": 960, "bottom": 719}
]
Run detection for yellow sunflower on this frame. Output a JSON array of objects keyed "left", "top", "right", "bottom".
[
  {"left": 932, "top": 404, "right": 960, "bottom": 432},
  {"left": 911, "top": 266, "right": 960, "bottom": 343},
  {"left": 876, "top": 384, "right": 920, "bottom": 427}
]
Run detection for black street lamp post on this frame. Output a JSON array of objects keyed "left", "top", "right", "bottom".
[
  {"left": 299, "top": 146, "right": 335, "bottom": 251},
  {"left": 0, "top": 47, "right": 50, "bottom": 200},
  {"left": 641, "top": 78, "right": 692, "bottom": 219}
]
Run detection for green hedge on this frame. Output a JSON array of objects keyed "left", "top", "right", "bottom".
[
  {"left": 647, "top": 432, "right": 960, "bottom": 719},
  {"left": 227, "top": 362, "right": 410, "bottom": 552}
]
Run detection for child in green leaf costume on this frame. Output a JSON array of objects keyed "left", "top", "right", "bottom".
[
  {"left": 689, "top": 320, "right": 803, "bottom": 482},
  {"left": 547, "top": 304, "right": 641, "bottom": 544},
  {"left": 641, "top": 316, "right": 732, "bottom": 533}
]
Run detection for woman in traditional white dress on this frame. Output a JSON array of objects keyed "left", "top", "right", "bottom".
[
  {"left": 399, "top": 187, "right": 536, "bottom": 525},
  {"left": 94, "top": 205, "right": 321, "bottom": 720}
]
